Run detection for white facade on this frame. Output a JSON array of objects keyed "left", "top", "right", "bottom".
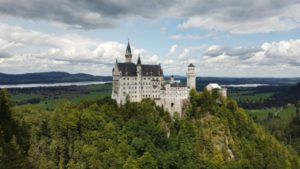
[
  {"left": 206, "top": 83, "right": 227, "bottom": 97},
  {"left": 112, "top": 43, "right": 196, "bottom": 116}
]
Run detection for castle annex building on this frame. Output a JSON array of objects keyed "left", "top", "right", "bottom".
[{"left": 112, "top": 43, "right": 196, "bottom": 115}]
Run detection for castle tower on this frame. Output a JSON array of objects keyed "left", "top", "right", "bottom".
[
  {"left": 170, "top": 75, "right": 174, "bottom": 84},
  {"left": 125, "top": 42, "right": 132, "bottom": 63},
  {"left": 136, "top": 55, "right": 142, "bottom": 101},
  {"left": 187, "top": 63, "right": 196, "bottom": 89}
]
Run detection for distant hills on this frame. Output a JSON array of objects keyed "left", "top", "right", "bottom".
[
  {"left": 0, "top": 72, "right": 112, "bottom": 84},
  {"left": 1, "top": 71, "right": 299, "bottom": 86}
]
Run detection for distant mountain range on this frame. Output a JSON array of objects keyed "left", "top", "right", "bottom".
[{"left": 0, "top": 72, "right": 112, "bottom": 84}]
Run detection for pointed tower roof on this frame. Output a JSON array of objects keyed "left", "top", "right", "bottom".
[
  {"left": 188, "top": 63, "right": 195, "bottom": 67},
  {"left": 126, "top": 42, "right": 131, "bottom": 54},
  {"left": 137, "top": 55, "right": 141, "bottom": 65}
]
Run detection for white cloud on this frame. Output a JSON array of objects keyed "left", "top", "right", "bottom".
[
  {"left": 0, "top": 24, "right": 147, "bottom": 75},
  {"left": 0, "top": 23, "right": 300, "bottom": 77},
  {"left": 169, "top": 34, "right": 203, "bottom": 39},
  {"left": 0, "top": 23, "right": 184, "bottom": 75},
  {"left": 178, "top": 48, "right": 190, "bottom": 60},
  {"left": 166, "top": 45, "right": 177, "bottom": 56},
  {"left": 262, "top": 39, "right": 300, "bottom": 62},
  {"left": 199, "top": 39, "right": 300, "bottom": 76},
  {"left": 146, "top": 54, "right": 160, "bottom": 64}
]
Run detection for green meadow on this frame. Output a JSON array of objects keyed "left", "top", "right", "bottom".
[
  {"left": 246, "top": 105, "right": 296, "bottom": 120},
  {"left": 229, "top": 91, "right": 275, "bottom": 102},
  {"left": 228, "top": 88, "right": 296, "bottom": 120}
]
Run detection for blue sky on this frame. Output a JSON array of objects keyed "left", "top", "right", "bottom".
[{"left": 0, "top": 0, "right": 299, "bottom": 77}]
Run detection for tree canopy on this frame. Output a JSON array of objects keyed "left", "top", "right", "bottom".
[{"left": 0, "top": 89, "right": 299, "bottom": 169}]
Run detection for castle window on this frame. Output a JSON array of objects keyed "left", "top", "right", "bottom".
[{"left": 171, "top": 103, "right": 174, "bottom": 107}]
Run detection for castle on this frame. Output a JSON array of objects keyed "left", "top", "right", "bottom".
[
  {"left": 112, "top": 42, "right": 196, "bottom": 116},
  {"left": 111, "top": 43, "right": 226, "bottom": 116}
]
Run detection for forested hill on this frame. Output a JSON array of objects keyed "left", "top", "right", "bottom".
[
  {"left": 1, "top": 89, "right": 300, "bottom": 168},
  {"left": 0, "top": 72, "right": 112, "bottom": 84},
  {"left": 236, "top": 82, "right": 300, "bottom": 109},
  {"left": 272, "top": 82, "right": 300, "bottom": 104}
]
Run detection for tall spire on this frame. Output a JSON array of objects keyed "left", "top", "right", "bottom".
[
  {"left": 125, "top": 41, "right": 132, "bottom": 63},
  {"left": 126, "top": 41, "right": 131, "bottom": 54},
  {"left": 137, "top": 54, "right": 141, "bottom": 65}
]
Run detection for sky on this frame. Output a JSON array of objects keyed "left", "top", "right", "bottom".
[{"left": 0, "top": 0, "right": 299, "bottom": 77}]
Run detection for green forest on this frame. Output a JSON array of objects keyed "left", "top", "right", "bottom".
[{"left": 1, "top": 88, "right": 300, "bottom": 169}]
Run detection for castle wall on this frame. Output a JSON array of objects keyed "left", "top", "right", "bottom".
[
  {"left": 221, "top": 88, "right": 227, "bottom": 97},
  {"left": 156, "top": 85, "right": 189, "bottom": 116},
  {"left": 155, "top": 98, "right": 189, "bottom": 117}
]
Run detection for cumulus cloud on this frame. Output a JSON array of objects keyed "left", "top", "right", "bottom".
[
  {"left": 0, "top": 0, "right": 299, "bottom": 33},
  {"left": 204, "top": 45, "right": 262, "bottom": 59},
  {"left": 200, "top": 39, "right": 300, "bottom": 76},
  {"left": 1, "top": 22, "right": 298, "bottom": 77},
  {"left": 146, "top": 54, "right": 160, "bottom": 64},
  {"left": 262, "top": 40, "right": 300, "bottom": 62},
  {"left": 0, "top": 24, "right": 149, "bottom": 75},
  {"left": 203, "top": 40, "right": 300, "bottom": 65}
]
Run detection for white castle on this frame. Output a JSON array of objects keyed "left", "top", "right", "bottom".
[{"left": 112, "top": 43, "right": 226, "bottom": 116}]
